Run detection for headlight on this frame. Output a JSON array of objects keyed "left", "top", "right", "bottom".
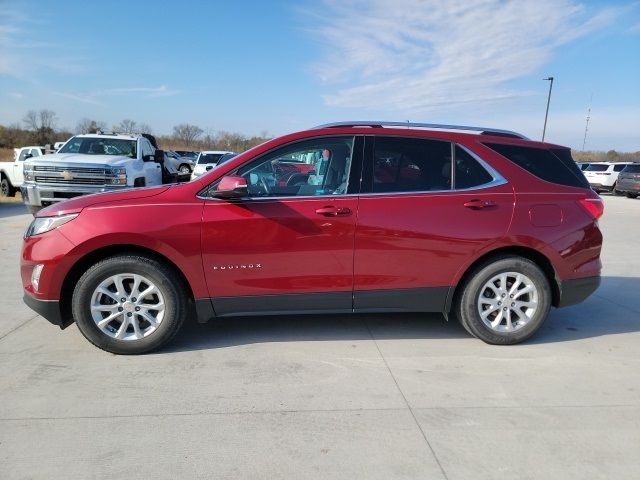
[
  {"left": 106, "top": 167, "right": 127, "bottom": 185},
  {"left": 24, "top": 169, "right": 34, "bottom": 181},
  {"left": 25, "top": 214, "right": 78, "bottom": 237}
]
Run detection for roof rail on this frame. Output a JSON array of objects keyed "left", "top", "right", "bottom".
[{"left": 311, "top": 121, "right": 528, "bottom": 140}]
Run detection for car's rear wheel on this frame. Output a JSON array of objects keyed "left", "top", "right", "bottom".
[
  {"left": 626, "top": 193, "right": 638, "bottom": 199},
  {"left": 454, "top": 256, "right": 551, "bottom": 345},
  {"left": 72, "top": 255, "right": 188, "bottom": 354}
]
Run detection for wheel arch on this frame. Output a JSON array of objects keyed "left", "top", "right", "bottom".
[
  {"left": 445, "top": 246, "right": 561, "bottom": 313},
  {"left": 59, "top": 244, "right": 196, "bottom": 328}
]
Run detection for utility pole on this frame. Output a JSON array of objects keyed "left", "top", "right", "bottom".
[
  {"left": 542, "top": 76, "right": 554, "bottom": 142},
  {"left": 582, "top": 94, "right": 592, "bottom": 151}
]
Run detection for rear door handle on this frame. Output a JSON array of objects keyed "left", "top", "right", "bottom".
[
  {"left": 463, "top": 199, "right": 496, "bottom": 209},
  {"left": 315, "top": 206, "right": 352, "bottom": 217}
]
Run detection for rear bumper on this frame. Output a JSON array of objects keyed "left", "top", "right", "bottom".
[
  {"left": 22, "top": 294, "right": 70, "bottom": 328},
  {"left": 557, "top": 276, "right": 600, "bottom": 308},
  {"left": 587, "top": 182, "right": 613, "bottom": 191}
]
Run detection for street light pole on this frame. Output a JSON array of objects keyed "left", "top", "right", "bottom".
[{"left": 542, "top": 76, "right": 554, "bottom": 142}]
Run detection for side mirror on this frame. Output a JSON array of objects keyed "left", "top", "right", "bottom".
[
  {"left": 153, "top": 149, "right": 164, "bottom": 163},
  {"left": 23, "top": 153, "right": 33, "bottom": 161},
  {"left": 205, "top": 165, "right": 214, "bottom": 171},
  {"left": 214, "top": 175, "right": 248, "bottom": 199}
]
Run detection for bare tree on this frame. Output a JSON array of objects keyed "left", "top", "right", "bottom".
[
  {"left": 116, "top": 119, "right": 137, "bottom": 133},
  {"left": 172, "top": 123, "right": 203, "bottom": 147},
  {"left": 138, "top": 123, "right": 153, "bottom": 134},
  {"left": 39, "top": 110, "right": 57, "bottom": 130},
  {"left": 22, "top": 109, "right": 58, "bottom": 145},
  {"left": 76, "top": 118, "right": 106, "bottom": 134}
]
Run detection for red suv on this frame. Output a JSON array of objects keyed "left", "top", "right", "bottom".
[{"left": 21, "top": 122, "right": 603, "bottom": 354}]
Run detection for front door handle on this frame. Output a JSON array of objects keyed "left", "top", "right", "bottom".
[
  {"left": 315, "top": 206, "right": 352, "bottom": 217},
  {"left": 463, "top": 199, "right": 497, "bottom": 209}
]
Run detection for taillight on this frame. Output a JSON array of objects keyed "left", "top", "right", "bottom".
[{"left": 577, "top": 198, "right": 604, "bottom": 220}]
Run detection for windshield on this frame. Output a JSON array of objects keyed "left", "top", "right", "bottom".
[
  {"left": 58, "top": 136, "right": 137, "bottom": 157},
  {"left": 585, "top": 164, "right": 609, "bottom": 172}
]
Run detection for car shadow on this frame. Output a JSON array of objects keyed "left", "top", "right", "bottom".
[
  {"left": 0, "top": 202, "right": 29, "bottom": 219},
  {"left": 162, "top": 275, "right": 640, "bottom": 353}
]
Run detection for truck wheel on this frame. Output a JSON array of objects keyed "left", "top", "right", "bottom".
[
  {"left": 72, "top": 255, "right": 189, "bottom": 354},
  {"left": 1, "top": 177, "right": 16, "bottom": 197},
  {"left": 454, "top": 256, "right": 551, "bottom": 345},
  {"left": 178, "top": 164, "right": 191, "bottom": 174}
]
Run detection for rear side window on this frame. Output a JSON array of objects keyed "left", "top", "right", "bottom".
[
  {"left": 454, "top": 146, "right": 494, "bottom": 189},
  {"left": 485, "top": 143, "right": 589, "bottom": 189},
  {"left": 622, "top": 164, "right": 640, "bottom": 173},
  {"left": 613, "top": 164, "right": 628, "bottom": 172},
  {"left": 586, "top": 164, "right": 609, "bottom": 172},
  {"left": 372, "top": 137, "right": 452, "bottom": 193}
]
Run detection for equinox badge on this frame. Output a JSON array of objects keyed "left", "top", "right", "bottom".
[{"left": 213, "top": 264, "right": 262, "bottom": 271}]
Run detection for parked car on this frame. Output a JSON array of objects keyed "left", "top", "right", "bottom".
[
  {"left": 164, "top": 150, "right": 193, "bottom": 174},
  {"left": 174, "top": 151, "right": 199, "bottom": 162},
  {"left": 614, "top": 163, "right": 640, "bottom": 198},
  {"left": 21, "top": 121, "right": 603, "bottom": 354},
  {"left": 190, "top": 150, "right": 235, "bottom": 180},
  {"left": 0, "top": 146, "right": 46, "bottom": 197},
  {"left": 583, "top": 162, "right": 632, "bottom": 193}
]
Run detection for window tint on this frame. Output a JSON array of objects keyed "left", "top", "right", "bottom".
[
  {"left": 485, "top": 143, "right": 590, "bottom": 189},
  {"left": 586, "top": 164, "right": 609, "bottom": 172},
  {"left": 613, "top": 164, "right": 628, "bottom": 172},
  {"left": 622, "top": 164, "right": 640, "bottom": 173},
  {"left": 372, "top": 137, "right": 452, "bottom": 193},
  {"left": 454, "top": 146, "right": 494, "bottom": 189},
  {"left": 234, "top": 136, "right": 354, "bottom": 198}
]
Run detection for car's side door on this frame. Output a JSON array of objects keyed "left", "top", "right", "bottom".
[
  {"left": 353, "top": 135, "right": 514, "bottom": 312},
  {"left": 200, "top": 135, "right": 363, "bottom": 316},
  {"left": 13, "top": 148, "right": 29, "bottom": 185}
]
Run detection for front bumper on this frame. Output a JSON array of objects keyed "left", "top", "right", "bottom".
[
  {"left": 23, "top": 294, "right": 70, "bottom": 328},
  {"left": 21, "top": 183, "right": 127, "bottom": 207},
  {"left": 557, "top": 276, "right": 601, "bottom": 308}
]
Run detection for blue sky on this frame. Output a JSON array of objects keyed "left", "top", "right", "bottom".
[{"left": 1, "top": 0, "right": 639, "bottom": 151}]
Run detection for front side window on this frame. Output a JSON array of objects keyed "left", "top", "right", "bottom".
[
  {"left": 58, "top": 136, "right": 137, "bottom": 157},
  {"left": 141, "top": 139, "right": 154, "bottom": 158},
  {"left": 613, "top": 164, "right": 628, "bottom": 172},
  {"left": 234, "top": 136, "right": 354, "bottom": 198}
]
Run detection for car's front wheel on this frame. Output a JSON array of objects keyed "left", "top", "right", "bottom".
[
  {"left": 72, "top": 255, "right": 188, "bottom": 354},
  {"left": 454, "top": 256, "right": 551, "bottom": 345},
  {"left": 178, "top": 164, "right": 191, "bottom": 174}
]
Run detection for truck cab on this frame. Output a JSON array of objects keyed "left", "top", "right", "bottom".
[{"left": 0, "top": 146, "right": 46, "bottom": 198}]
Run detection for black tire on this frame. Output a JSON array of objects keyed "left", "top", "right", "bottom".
[
  {"left": 627, "top": 193, "right": 638, "bottom": 199},
  {"left": 72, "top": 255, "right": 188, "bottom": 354},
  {"left": 178, "top": 164, "right": 191, "bottom": 174},
  {"left": 1, "top": 177, "right": 16, "bottom": 197},
  {"left": 613, "top": 186, "right": 623, "bottom": 196},
  {"left": 454, "top": 255, "right": 551, "bottom": 345}
]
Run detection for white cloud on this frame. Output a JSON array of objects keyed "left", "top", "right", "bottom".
[{"left": 309, "top": 0, "right": 627, "bottom": 113}]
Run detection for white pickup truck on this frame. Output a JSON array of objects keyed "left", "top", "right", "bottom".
[
  {"left": 0, "top": 146, "right": 46, "bottom": 198},
  {"left": 21, "top": 132, "right": 184, "bottom": 214}
]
